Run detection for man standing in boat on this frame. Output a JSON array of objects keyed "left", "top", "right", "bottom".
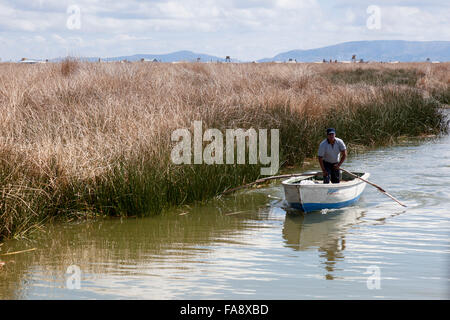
[{"left": 318, "top": 128, "right": 347, "bottom": 184}]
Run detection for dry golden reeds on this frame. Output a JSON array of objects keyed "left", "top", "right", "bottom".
[{"left": 0, "top": 61, "right": 447, "bottom": 240}]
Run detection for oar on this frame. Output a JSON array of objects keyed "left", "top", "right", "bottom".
[
  {"left": 340, "top": 168, "right": 407, "bottom": 207},
  {"left": 221, "top": 171, "right": 319, "bottom": 195},
  {"left": 0, "top": 248, "right": 37, "bottom": 256}
]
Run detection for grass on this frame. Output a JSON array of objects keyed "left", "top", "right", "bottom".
[
  {"left": 0, "top": 60, "right": 448, "bottom": 241},
  {"left": 326, "top": 67, "right": 424, "bottom": 86},
  {"left": 431, "top": 87, "right": 450, "bottom": 104}
]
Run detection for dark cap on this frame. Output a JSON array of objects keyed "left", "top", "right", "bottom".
[{"left": 326, "top": 128, "right": 336, "bottom": 135}]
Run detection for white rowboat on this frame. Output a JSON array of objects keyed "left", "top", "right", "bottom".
[{"left": 282, "top": 171, "right": 370, "bottom": 212}]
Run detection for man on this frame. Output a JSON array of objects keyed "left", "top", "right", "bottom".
[{"left": 318, "top": 128, "right": 347, "bottom": 184}]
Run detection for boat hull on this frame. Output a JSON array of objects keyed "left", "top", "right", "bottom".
[{"left": 282, "top": 172, "right": 370, "bottom": 212}]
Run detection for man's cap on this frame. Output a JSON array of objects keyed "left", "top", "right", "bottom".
[{"left": 326, "top": 128, "right": 336, "bottom": 135}]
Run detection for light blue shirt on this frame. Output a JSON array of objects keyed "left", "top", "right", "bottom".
[{"left": 318, "top": 138, "right": 346, "bottom": 163}]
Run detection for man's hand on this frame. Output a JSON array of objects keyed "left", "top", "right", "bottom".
[
  {"left": 323, "top": 170, "right": 329, "bottom": 177},
  {"left": 333, "top": 164, "right": 340, "bottom": 170}
]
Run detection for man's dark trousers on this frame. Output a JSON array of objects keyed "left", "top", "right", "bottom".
[{"left": 323, "top": 161, "right": 340, "bottom": 184}]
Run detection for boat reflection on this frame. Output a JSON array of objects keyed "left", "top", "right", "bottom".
[{"left": 281, "top": 207, "right": 365, "bottom": 280}]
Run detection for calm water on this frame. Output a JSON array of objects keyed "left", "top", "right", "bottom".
[{"left": 1, "top": 123, "right": 449, "bottom": 299}]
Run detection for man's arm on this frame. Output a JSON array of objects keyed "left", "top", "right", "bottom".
[
  {"left": 318, "top": 156, "right": 328, "bottom": 176},
  {"left": 335, "top": 150, "right": 347, "bottom": 169}
]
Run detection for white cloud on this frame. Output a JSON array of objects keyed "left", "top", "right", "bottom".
[
  {"left": 378, "top": 6, "right": 450, "bottom": 38},
  {"left": 156, "top": 1, "right": 196, "bottom": 18},
  {"left": 0, "top": 0, "right": 448, "bottom": 61},
  {"left": 275, "top": 0, "right": 318, "bottom": 10},
  {"left": 34, "top": 35, "right": 46, "bottom": 42},
  {"left": 345, "top": 9, "right": 356, "bottom": 23}
]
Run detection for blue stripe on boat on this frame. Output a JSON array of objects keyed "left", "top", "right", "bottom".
[{"left": 289, "top": 195, "right": 361, "bottom": 212}]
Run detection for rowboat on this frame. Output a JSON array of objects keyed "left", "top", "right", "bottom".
[{"left": 281, "top": 171, "right": 370, "bottom": 212}]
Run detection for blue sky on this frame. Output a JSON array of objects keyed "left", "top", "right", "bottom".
[{"left": 0, "top": 0, "right": 449, "bottom": 61}]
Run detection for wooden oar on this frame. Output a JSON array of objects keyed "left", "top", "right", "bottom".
[
  {"left": 0, "top": 248, "right": 37, "bottom": 256},
  {"left": 340, "top": 168, "right": 407, "bottom": 207},
  {"left": 221, "top": 172, "right": 319, "bottom": 195}
]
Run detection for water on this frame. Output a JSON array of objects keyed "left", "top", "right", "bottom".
[{"left": 1, "top": 123, "right": 449, "bottom": 299}]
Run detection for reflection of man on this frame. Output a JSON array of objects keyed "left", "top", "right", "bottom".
[{"left": 318, "top": 128, "right": 347, "bottom": 184}]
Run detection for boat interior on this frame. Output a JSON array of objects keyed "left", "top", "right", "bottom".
[{"left": 288, "top": 171, "right": 365, "bottom": 185}]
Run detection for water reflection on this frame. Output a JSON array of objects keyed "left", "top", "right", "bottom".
[
  {"left": 281, "top": 207, "right": 365, "bottom": 280},
  {"left": 0, "top": 191, "right": 275, "bottom": 299}
]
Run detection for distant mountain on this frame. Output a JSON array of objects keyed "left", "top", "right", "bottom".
[
  {"left": 258, "top": 40, "right": 450, "bottom": 62},
  {"left": 106, "top": 50, "right": 238, "bottom": 62},
  {"left": 47, "top": 41, "right": 450, "bottom": 64},
  {"left": 55, "top": 50, "right": 235, "bottom": 63}
]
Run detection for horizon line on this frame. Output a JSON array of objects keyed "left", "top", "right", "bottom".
[{"left": 5, "top": 39, "right": 450, "bottom": 63}]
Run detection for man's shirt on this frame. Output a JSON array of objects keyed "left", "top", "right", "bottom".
[{"left": 318, "top": 138, "right": 346, "bottom": 163}]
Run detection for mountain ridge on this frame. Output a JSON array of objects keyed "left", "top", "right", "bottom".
[
  {"left": 46, "top": 40, "right": 450, "bottom": 63},
  {"left": 257, "top": 40, "right": 450, "bottom": 62}
]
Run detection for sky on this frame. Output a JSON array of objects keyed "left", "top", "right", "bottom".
[{"left": 0, "top": 0, "right": 449, "bottom": 61}]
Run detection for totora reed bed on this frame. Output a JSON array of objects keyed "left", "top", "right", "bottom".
[{"left": 0, "top": 61, "right": 448, "bottom": 241}]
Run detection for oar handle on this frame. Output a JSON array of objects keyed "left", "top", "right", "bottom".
[
  {"left": 340, "top": 168, "right": 385, "bottom": 192},
  {"left": 221, "top": 172, "right": 318, "bottom": 195}
]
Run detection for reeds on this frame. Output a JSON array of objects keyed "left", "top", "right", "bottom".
[
  {"left": 0, "top": 61, "right": 448, "bottom": 240},
  {"left": 60, "top": 57, "right": 79, "bottom": 77}
]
